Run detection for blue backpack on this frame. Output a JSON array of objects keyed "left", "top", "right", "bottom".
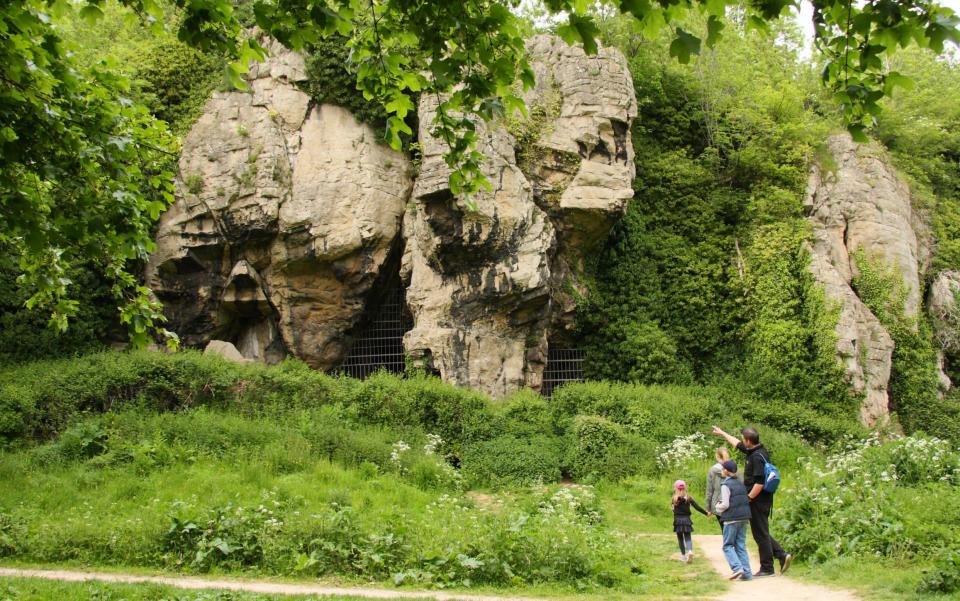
[{"left": 760, "top": 454, "right": 781, "bottom": 493}]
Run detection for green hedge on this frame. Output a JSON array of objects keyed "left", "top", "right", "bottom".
[
  {"left": 1, "top": 350, "right": 841, "bottom": 486},
  {"left": 461, "top": 435, "right": 564, "bottom": 487}
]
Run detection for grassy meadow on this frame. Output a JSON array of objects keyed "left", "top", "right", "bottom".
[{"left": 0, "top": 351, "right": 957, "bottom": 600}]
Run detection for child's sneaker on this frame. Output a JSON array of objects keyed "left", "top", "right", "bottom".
[{"left": 681, "top": 553, "right": 690, "bottom": 563}]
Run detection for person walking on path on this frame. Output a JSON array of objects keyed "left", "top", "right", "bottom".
[
  {"left": 713, "top": 459, "right": 753, "bottom": 581},
  {"left": 712, "top": 425, "right": 793, "bottom": 577},
  {"left": 706, "top": 447, "right": 732, "bottom": 533},
  {"left": 672, "top": 480, "right": 709, "bottom": 563}
]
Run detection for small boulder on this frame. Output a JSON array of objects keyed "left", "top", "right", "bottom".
[{"left": 204, "top": 340, "right": 251, "bottom": 363}]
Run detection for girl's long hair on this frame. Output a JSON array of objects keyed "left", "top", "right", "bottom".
[{"left": 672, "top": 489, "right": 687, "bottom": 506}]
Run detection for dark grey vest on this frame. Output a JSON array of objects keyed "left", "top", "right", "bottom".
[{"left": 721, "top": 476, "right": 752, "bottom": 522}]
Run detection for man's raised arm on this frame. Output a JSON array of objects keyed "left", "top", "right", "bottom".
[{"left": 712, "top": 426, "right": 739, "bottom": 448}]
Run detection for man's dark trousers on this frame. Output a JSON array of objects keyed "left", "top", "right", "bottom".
[{"left": 750, "top": 500, "right": 786, "bottom": 572}]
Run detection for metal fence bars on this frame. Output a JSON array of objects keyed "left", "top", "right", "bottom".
[
  {"left": 541, "top": 346, "right": 585, "bottom": 397},
  {"left": 337, "top": 283, "right": 413, "bottom": 379}
]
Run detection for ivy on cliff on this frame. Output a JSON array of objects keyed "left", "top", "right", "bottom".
[{"left": 577, "top": 18, "right": 853, "bottom": 421}]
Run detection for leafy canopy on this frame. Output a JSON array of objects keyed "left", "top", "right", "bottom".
[{"left": 1, "top": 0, "right": 179, "bottom": 347}]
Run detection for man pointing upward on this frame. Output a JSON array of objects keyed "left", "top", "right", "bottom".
[{"left": 712, "top": 425, "right": 793, "bottom": 577}]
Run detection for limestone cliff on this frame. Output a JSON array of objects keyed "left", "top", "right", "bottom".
[
  {"left": 150, "top": 35, "right": 944, "bottom": 421},
  {"left": 145, "top": 38, "right": 412, "bottom": 369},
  {"left": 147, "top": 34, "right": 634, "bottom": 398},
  {"left": 805, "top": 133, "right": 929, "bottom": 425},
  {"left": 402, "top": 35, "right": 636, "bottom": 395}
]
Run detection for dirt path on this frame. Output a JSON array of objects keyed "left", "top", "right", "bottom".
[
  {"left": 692, "top": 535, "right": 861, "bottom": 601},
  {"left": 0, "top": 539, "right": 864, "bottom": 601},
  {"left": 0, "top": 568, "right": 552, "bottom": 601}
]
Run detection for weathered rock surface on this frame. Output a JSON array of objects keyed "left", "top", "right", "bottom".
[
  {"left": 929, "top": 270, "right": 960, "bottom": 391},
  {"left": 402, "top": 35, "right": 636, "bottom": 396},
  {"left": 806, "top": 133, "right": 926, "bottom": 425},
  {"left": 147, "top": 34, "right": 639, "bottom": 398},
  {"left": 204, "top": 340, "right": 250, "bottom": 364},
  {"left": 146, "top": 39, "right": 412, "bottom": 368}
]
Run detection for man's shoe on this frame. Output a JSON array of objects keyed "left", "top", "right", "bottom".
[
  {"left": 727, "top": 570, "right": 744, "bottom": 580},
  {"left": 780, "top": 554, "right": 793, "bottom": 575},
  {"left": 754, "top": 570, "right": 776, "bottom": 577}
]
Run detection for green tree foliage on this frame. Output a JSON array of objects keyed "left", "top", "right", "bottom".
[
  {"left": 1, "top": 1, "right": 180, "bottom": 347},
  {"left": 876, "top": 47, "right": 960, "bottom": 273},
  {"left": 0, "top": 248, "right": 114, "bottom": 364},
  {"left": 53, "top": 1, "right": 225, "bottom": 137},
  {"left": 579, "top": 18, "right": 850, "bottom": 418},
  {"left": 852, "top": 250, "right": 958, "bottom": 439}
]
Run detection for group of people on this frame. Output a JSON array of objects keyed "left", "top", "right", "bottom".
[{"left": 670, "top": 426, "right": 793, "bottom": 581}]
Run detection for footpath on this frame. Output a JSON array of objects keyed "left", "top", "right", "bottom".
[
  {"left": 692, "top": 534, "right": 861, "bottom": 601},
  {"left": 0, "top": 540, "right": 862, "bottom": 601}
]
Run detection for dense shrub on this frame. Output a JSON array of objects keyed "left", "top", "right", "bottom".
[
  {"left": 136, "top": 39, "right": 222, "bottom": 135},
  {"left": 918, "top": 549, "right": 960, "bottom": 594},
  {"left": 565, "top": 415, "right": 649, "bottom": 482},
  {"left": 496, "top": 389, "right": 553, "bottom": 437},
  {"left": 0, "top": 352, "right": 503, "bottom": 451},
  {"left": 550, "top": 380, "right": 726, "bottom": 443},
  {"left": 345, "top": 371, "right": 499, "bottom": 457},
  {"left": 460, "top": 435, "right": 563, "bottom": 487},
  {"left": 780, "top": 434, "right": 960, "bottom": 562}
]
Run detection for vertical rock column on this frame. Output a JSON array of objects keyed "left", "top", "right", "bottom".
[
  {"left": 402, "top": 35, "right": 637, "bottom": 397},
  {"left": 806, "top": 133, "right": 927, "bottom": 425}
]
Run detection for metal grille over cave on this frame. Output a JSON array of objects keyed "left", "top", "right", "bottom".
[
  {"left": 542, "top": 346, "right": 585, "bottom": 397},
  {"left": 338, "top": 284, "right": 413, "bottom": 379}
]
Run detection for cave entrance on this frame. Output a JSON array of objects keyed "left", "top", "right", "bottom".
[
  {"left": 541, "top": 343, "right": 585, "bottom": 397},
  {"left": 337, "top": 274, "right": 413, "bottom": 379}
]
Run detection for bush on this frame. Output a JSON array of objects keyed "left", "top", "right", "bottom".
[
  {"left": 918, "top": 549, "right": 960, "bottom": 594},
  {"left": 550, "top": 380, "right": 725, "bottom": 443},
  {"left": 497, "top": 389, "right": 552, "bottom": 437},
  {"left": 345, "top": 371, "right": 499, "bottom": 456},
  {"left": 566, "top": 415, "right": 649, "bottom": 482},
  {"left": 779, "top": 434, "right": 960, "bottom": 563},
  {"left": 460, "top": 435, "right": 563, "bottom": 488}
]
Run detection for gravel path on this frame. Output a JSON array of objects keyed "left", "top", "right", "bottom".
[
  {"left": 0, "top": 538, "right": 863, "bottom": 601},
  {"left": 692, "top": 534, "right": 862, "bottom": 601},
  {"left": 0, "top": 568, "right": 552, "bottom": 601}
]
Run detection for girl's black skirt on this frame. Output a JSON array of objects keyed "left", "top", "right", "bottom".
[{"left": 673, "top": 515, "right": 694, "bottom": 533}]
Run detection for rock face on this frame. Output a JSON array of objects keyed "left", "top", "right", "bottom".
[
  {"left": 145, "top": 38, "right": 412, "bottom": 368},
  {"left": 147, "top": 35, "right": 634, "bottom": 394},
  {"left": 401, "top": 35, "right": 636, "bottom": 395},
  {"left": 929, "top": 270, "right": 960, "bottom": 391},
  {"left": 805, "top": 133, "right": 927, "bottom": 425},
  {"left": 149, "top": 34, "right": 635, "bottom": 397}
]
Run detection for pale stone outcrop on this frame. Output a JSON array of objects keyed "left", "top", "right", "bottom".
[
  {"left": 146, "top": 40, "right": 412, "bottom": 368},
  {"left": 402, "top": 35, "right": 636, "bottom": 396},
  {"left": 149, "top": 34, "right": 636, "bottom": 397},
  {"left": 806, "top": 133, "right": 926, "bottom": 425},
  {"left": 928, "top": 270, "right": 960, "bottom": 391},
  {"left": 204, "top": 340, "right": 250, "bottom": 364}
]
